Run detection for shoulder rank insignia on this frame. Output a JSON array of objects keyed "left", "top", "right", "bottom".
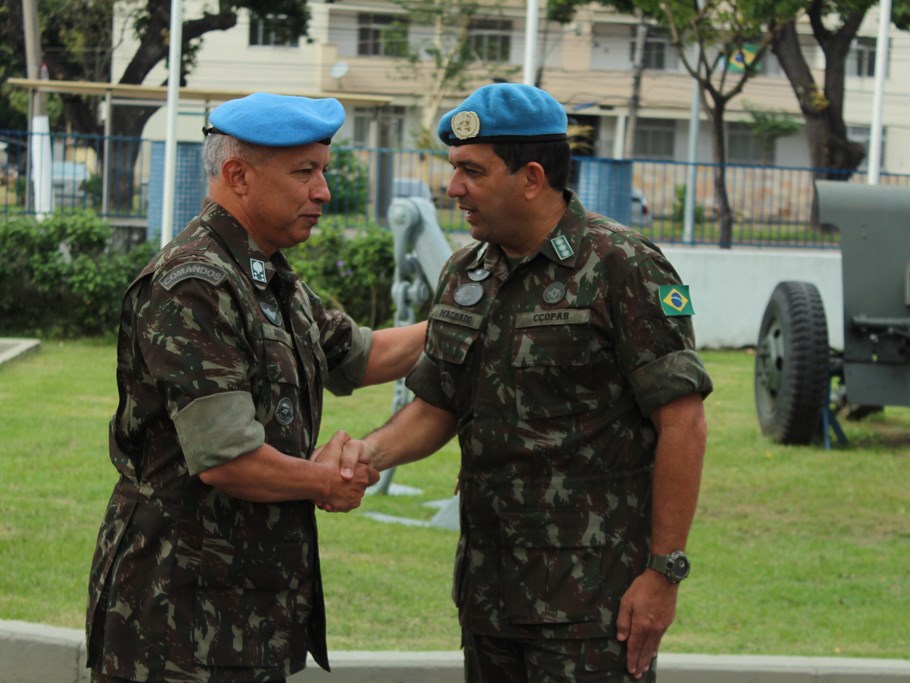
[
  {"left": 658, "top": 285, "right": 695, "bottom": 316},
  {"left": 160, "top": 262, "right": 227, "bottom": 291}
]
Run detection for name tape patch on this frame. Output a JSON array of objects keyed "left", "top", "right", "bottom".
[
  {"left": 431, "top": 304, "right": 484, "bottom": 329},
  {"left": 516, "top": 308, "right": 591, "bottom": 328},
  {"left": 160, "top": 262, "right": 227, "bottom": 291}
]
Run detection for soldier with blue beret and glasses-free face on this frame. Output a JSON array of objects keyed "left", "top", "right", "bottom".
[
  {"left": 85, "top": 92, "right": 427, "bottom": 683},
  {"left": 333, "top": 83, "right": 713, "bottom": 682}
]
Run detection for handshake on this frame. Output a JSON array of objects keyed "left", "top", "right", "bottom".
[{"left": 310, "top": 430, "right": 378, "bottom": 513}]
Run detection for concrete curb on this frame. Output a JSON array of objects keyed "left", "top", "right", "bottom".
[
  {"left": 0, "top": 338, "right": 41, "bottom": 366},
  {"left": 3, "top": 621, "right": 910, "bottom": 683}
]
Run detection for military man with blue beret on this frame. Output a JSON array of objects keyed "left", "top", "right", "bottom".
[
  {"left": 337, "top": 83, "right": 713, "bottom": 681},
  {"left": 86, "top": 92, "right": 427, "bottom": 682}
]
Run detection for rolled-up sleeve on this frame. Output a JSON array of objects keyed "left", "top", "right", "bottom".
[
  {"left": 610, "top": 254, "right": 713, "bottom": 416},
  {"left": 174, "top": 391, "right": 265, "bottom": 475},
  {"left": 323, "top": 321, "right": 373, "bottom": 396},
  {"left": 140, "top": 266, "right": 259, "bottom": 473}
]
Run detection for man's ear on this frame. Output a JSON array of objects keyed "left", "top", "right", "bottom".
[
  {"left": 221, "top": 158, "right": 249, "bottom": 195},
  {"left": 522, "top": 161, "right": 548, "bottom": 199}
]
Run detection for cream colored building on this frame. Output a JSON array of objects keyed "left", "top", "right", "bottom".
[{"left": 112, "top": 1, "right": 910, "bottom": 173}]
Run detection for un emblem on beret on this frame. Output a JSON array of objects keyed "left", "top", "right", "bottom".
[{"left": 452, "top": 111, "right": 480, "bottom": 140}]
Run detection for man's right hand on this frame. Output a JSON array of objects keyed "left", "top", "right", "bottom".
[{"left": 312, "top": 431, "right": 378, "bottom": 512}]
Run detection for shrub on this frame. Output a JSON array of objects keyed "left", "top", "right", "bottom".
[
  {"left": 286, "top": 223, "right": 395, "bottom": 329},
  {"left": 324, "top": 143, "right": 369, "bottom": 215},
  {"left": 0, "top": 211, "right": 155, "bottom": 337},
  {"left": 672, "top": 184, "right": 706, "bottom": 225}
]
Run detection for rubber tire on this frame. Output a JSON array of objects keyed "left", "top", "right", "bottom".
[{"left": 754, "top": 281, "right": 830, "bottom": 444}]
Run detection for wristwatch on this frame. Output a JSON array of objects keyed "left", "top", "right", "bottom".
[{"left": 646, "top": 550, "right": 691, "bottom": 584}]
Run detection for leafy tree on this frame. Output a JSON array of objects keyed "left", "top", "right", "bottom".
[
  {"left": 0, "top": 0, "right": 115, "bottom": 130},
  {"left": 643, "top": 0, "right": 803, "bottom": 247},
  {"left": 743, "top": 100, "right": 803, "bottom": 166},
  {"left": 544, "top": 1, "right": 647, "bottom": 157},
  {"left": 771, "top": 1, "right": 910, "bottom": 179},
  {"left": 388, "top": 0, "right": 517, "bottom": 149},
  {"left": 2, "top": 0, "right": 317, "bottom": 209}
]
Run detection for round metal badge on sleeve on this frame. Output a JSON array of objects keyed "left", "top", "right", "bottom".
[
  {"left": 467, "top": 268, "right": 491, "bottom": 282},
  {"left": 454, "top": 283, "right": 484, "bottom": 306}
]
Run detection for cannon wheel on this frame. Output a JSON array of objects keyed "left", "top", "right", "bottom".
[{"left": 754, "top": 281, "right": 830, "bottom": 444}]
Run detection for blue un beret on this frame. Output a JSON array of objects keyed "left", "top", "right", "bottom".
[
  {"left": 437, "top": 83, "right": 568, "bottom": 146},
  {"left": 207, "top": 92, "right": 344, "bottom": 147}
]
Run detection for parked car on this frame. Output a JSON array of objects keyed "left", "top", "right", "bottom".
[{"left": 631, "top": 186, "right": 653, "bottom": 227}]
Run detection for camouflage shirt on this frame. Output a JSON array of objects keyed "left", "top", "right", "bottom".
[
  {"left": 86, "top": 199, "right": 371, "bottom": 681},
  {"left": 406, "top": 191, "right": 713, "bottom": 640}
]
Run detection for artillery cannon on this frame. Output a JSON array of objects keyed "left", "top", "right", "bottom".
[{"left": 754, "top": 181, "right": 910, "bottom": 445}]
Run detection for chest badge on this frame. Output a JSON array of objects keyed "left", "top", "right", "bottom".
[
  {"left": 543, "top": 282, "right": 567, "bottom": 304},
  {"left": 259, "top": 301, "right": 283, "bottom": 327},
  {"left": 250, "top": 258, "right": 268, "bottom": 283},
  {"left": 550, "top": 235, "right": 574, "bottom": 260},
  {"left": 275, "top": 397, "right": 294, "bottom": 426},
  {"left": 467, "top": 267, "right": 491, "bottom": 282},
  {"left": 454, "top": 283, "right": 484, "bottom": 307}
]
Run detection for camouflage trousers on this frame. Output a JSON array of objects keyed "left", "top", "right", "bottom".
[{"left": 463, "top": 632, "right": 658, "bottom": 683}]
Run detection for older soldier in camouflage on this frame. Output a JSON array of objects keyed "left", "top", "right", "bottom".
[
  {"left": 336, "top": 84, "right": 712, "bottom": 682},
  {"left": 86, "top": 93, "right": 426, "bottom": 682}
]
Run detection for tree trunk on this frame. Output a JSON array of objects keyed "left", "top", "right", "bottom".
[
  {"left": 624, "top": 19, "right": 650, "bottom": 158},
  {"left": 709, "top": 101, "right": 733, "bottom": 249},
  {"left": 772, "top": 16, "right": 867, "bottom": 175}
]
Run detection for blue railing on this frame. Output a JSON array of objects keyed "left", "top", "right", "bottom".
[{"left": 3, "top": 129, "right": 909, "bottom": 248}]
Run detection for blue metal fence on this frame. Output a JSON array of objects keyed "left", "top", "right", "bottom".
[{"left": 3, "top": 128, "right": 909, "bottom": 248}]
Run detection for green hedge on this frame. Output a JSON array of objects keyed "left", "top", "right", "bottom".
[
  {"left": 286, "top": 223, "right": 395, "bottom": 329},
  {"left": 0, "top": 211, "right": 155, "bottom": 337},
  {"left": 0, "top": 212, "right": 397, "bottom": 338}
]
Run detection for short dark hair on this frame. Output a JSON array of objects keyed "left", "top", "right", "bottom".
[{"left": 492, "top": 139, "right": 572, "bottom": 191}]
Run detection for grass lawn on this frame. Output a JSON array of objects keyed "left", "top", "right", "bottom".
[{"left": 1, "top": 340, "right": 908, "bottom": 657}]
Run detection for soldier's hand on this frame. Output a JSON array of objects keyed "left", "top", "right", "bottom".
[
  {"left": 311, "top": 430, "right": 353, "bottom": 477},
  {"left": 317, "top": 460, "right": 377, "bottom": 512},
  {"left": 314, "top": 434, "right": 378, "bottom": 512},
  {"left": 616, "top": 570, "right": 678, "bottom": 679}
]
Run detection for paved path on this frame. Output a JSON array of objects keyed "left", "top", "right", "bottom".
[{"left": 0, "top": 337, "right": 40, "bottom": 366}]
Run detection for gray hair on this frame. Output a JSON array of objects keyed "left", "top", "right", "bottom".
[{"left": 203, "top": 134, "right": 275, "bottom": 177}]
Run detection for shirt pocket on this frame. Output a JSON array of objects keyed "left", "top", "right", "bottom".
[
  {"left": 426, "top": 314, "right": 481, "bottom": 366},
  {"left": 193, "top": 537, "right": 312, "bottom": 667},
  {"left": 499, "top": 508, "right": 614, "bottom": 626},
  {"left": 262, "top": 326, "right": 304, "bottom": 451},
  {"left": 263, "top": 325, "right": 300, "bottom": 388},
  {"left": 511, "top": 312, "right": 601, "bottom": 420}
]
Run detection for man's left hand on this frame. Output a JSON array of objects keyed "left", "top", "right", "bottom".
[{"left": 615, "top": 569, "right": 678, "bottom": 679}]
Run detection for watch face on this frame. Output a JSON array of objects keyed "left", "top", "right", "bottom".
[{"left": 669, "top": 553, "right": 690, "bottom": 581}]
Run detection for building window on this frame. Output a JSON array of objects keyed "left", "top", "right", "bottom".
[
  {"left": 249, "top": 13, "right": 298, "bottom": 47},
  {"left": 357, "top": 13, "right": 409, "bottom": 57},
  {"left": 353, "top": 107, "right": 406, "bottom": 147},
  {"left": 633, "top": 118, "right": 675, "bottom": 159},
  {"left": 727, "top": 122, "right": 771, "bottom": 165},
  {"left": 629, "top": 26, "right": 668, "bottom": 70},
  {"left": 853, "top": 37, "right": 877, "bottom": 77},
  {"left": 470, "top": 18, "right": 512, "bottom": 63}
]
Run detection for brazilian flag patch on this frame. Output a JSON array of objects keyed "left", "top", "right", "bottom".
[{"left": 658, "top": 284, "right": 694, "bottom": 316}]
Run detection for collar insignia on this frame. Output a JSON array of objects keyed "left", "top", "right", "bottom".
[{"left": 250, "top": 258, "right": 268, "bottom": 283}]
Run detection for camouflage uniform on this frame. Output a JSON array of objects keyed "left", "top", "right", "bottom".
[
  {"left": 406, "top": 192, "right": 713, "bottom": 678},
  {"left": 86, "top": 199, "right": 371, "bottom": 682}
]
